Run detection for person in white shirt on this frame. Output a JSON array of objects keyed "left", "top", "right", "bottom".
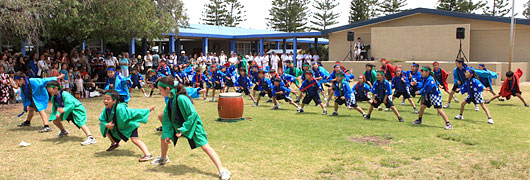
[
  {"left": 104, "top": 53, "right": 117, "bottom": 68},
  {"left": 285, "top": 52, "right": 294, "bottom": 69},
  {"left": 304, "top": 51, "right": 312, "bottom": 65},
  {"left": 270, "top": 52, "right": 280, "bottom": 71},
  {"left": 197, "top": 53, "right": 206, "bottom": 64},
  {"left": 262, "top": 54, "right": 270, "bottom": 70},
  {"left": 312, "top": 53, "right": 320, "bottom": 63},
  {"left": 144, "top": 51, "right": 153, "bottom": 70},
  {"left": 228, "top": 53, "right": 238, "bottom": 65},
  {"left": 219, "top": 51, "right": 227, "bottom": 65},
  {"left": 295, "top": 52, "right": 303, "bottom": 69}
]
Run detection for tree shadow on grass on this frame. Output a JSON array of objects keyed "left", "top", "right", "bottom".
[
  {"left": 8, "top": 127, "right": 42, "bottom": 132},
  {"left": 41, "top": 136, "right": 85, "bottom": 144},
  {"left": 94, "top": 149, "right": 137, "bottom": 157},
  {"left": 147, "top": 164, "right": 218, "bottom": 178}
]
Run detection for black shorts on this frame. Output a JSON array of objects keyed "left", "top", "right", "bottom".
[
  {"left": 194, "top": 82, "right": 204, "bottom": 89},
  {"left": 253, "top": 85, "right": 259, "bottom": 91},
  {"left": 259, "top": 90, "right": 272, "bottom": 98},
  {"left": 275, "top": 94, "right": 292, "bottom": 102},
  {"left": 225, "top": 80, "right": 234, "bottom": 87},
  {"left": 393, "top": 91, "right": 411, "bottom": 99},
  {"left": 355, "top": 95, "right": 371, "bottom": 102},
  {"left": 422, "top": 94, "right": 442, "bottom": 109},
  {"left": 110, "top": 128, "right": 138, "bottom": 143},
  {"left": 131, "top": 83, "right": 142, "bottom": 89},
  {"left": 451, "top": 85, "right": 460, "bottom": 92},
  {"left": 371, "top": 98, "right": 394, "bottom": 108},
  {"left": 213, "top": 82, "right": 223, "bottom": 90},
  {"left": 238, "top": 88, "right": 250, "bottom": 95},
  {"left": 410, "top": 86, "right": 418, "bottom": 97},
  {"left": 302, "top": 95, "right": 321, "bottom": 105}
]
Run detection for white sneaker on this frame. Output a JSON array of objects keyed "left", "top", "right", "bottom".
[
  {"left": 475, "top": 105, "right": 479, "bottom": 111},
  {"left": 57, "top": 130, "right": 69, "bottom": 138},
  {"left": 384, "top": 108, "right": 390, "bottom": 111},
  {"left": 151, "top": 156, "right": 170, "bottom": 165},
  {"left": 454, "top": 114, "right": 463, "bottom": 120},
  {"left": 488, "top": 118, "right": 494, "bottom": 124},
  {"left": 81, "top": 137, "right": 96, "bottom": 146},
  {"left": 414, "top": 108, "right": 419, "bottom": 114},
  {"left": 401, "top": 102, "right": 405, "bottom": 106},
  {"left": 443, "top": 103, "right": 450, "bottom": 108},
  {"left": 219, "top": 169, "right": 231, "bottom": 180},
  {"left": 144, "top": 93, "right": 148, "bottom": 97}
]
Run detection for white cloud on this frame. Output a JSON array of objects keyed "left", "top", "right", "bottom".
[{"left": 183, "top": 0, "right": 526, "bottom": 31}]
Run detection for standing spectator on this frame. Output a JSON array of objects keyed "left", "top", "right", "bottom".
[
  {"left": 136, "top": 55, "right": 144, "bottom": 74},
  {"left": 14, "top": 56, "right": 28, "bottom": 73},
  {"left": 178, "top": 51, "right": 189, "bottom": 65},
  {"left": 144, "top": 51, "right": 153, "bottom": 71},
  {"left": 37, "top": 55, "right": 49, "bottom": 78},
  {"left": 28, "top": 53, "right": 38, "bottom": 78},
  {"left": 104, "top": 53, "right": 117, "bottom": 69},
  {"left": 152, "top": 51, "right": 160, "bottom": 68},
  {"left": 312, "top": 51, "right": 320, "bottom": 63},
  {"left": 219, "top": 51, "right": 227, "bottom": 65},
  {"left": 119, "top": 52, "right": 130, "bottom": 77},
  {"left": 71, "top": 51, "right": 81, "bottom": 68},
  {"left": 271, "top": 52, "right": 279, "bottom": 71},
  {"left": 0, "top": 66, "right": 11, "bottom": 104}
]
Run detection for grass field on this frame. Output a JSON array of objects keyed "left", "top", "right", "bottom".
[{"left": 0, "top": 84, "right": 529, "bottom": 179}]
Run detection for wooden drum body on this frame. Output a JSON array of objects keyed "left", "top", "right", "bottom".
[{"left": 218, "top": 93, "right": 244, "bottom": 120}]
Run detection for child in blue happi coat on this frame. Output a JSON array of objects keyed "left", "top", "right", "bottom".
[
  {"left": 128, "top": 68, "right": 148, "bottom": 97},
  {"left": 330, "top": 71, "right": 365, "bottom": 117},
  {"left": 14, "top": 71, "right": 65, "bottom": 132},
  {"left": 209, "top": 65, "right": 224, "bottom": 102},
  {"left": 235, "top": 68, "right": 256, "bottom": 103},
  {"left": 253, "top": 69, "right": 272, "bottom": 107},
  {"left": 412, "top": 66, "right": 453, "bottom": 130},
  {"left": 298, "top": 70, "right": 327, "bottom": 115},
  {"left": 365, "top": 71, "right": 403, "bottom": 122},
  {"left": 271, "top": 78, "right": 301, "bottom": 111},
  {"left": 454, "top": 69, "right": 494, "bottom": 124},
  {"left": 392, "top": 68, "right": 418, "bottom": 113},
  {"left": 105, "top": 68, "right": 130, "bottom": 103}
]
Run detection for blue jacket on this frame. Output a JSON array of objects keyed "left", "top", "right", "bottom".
[
  {"left": 352, "top": 82, "right": 371, "bottom": 97},
  {"left": 404, "top": 70, "right": 423, "bottom": 88},
  {"left": 391, "top": 75, "right": 410, "bottom": 93},
  {"left": 21, "top": 77, "right": 57, "bottom": 112},
  {"left": 371, "top": 79, "right": 392, "bottom": 99},
  {"left": 453, "top": 67, "right": 468, "bottom": 86},
  {"left": 235, "top": 75, "right": 253, "bottom": 89},
  {"left": 460, "top": 78, "right": 485, "bottom": 95},
  {"left": 300, "top": 78, "right": 320, "bottom": 96},
  {"left": 256, "top": 77, "right": 272, "bottom": 91},
  {"left": 272, "top": 84, "right": 291, "bottom": 96},
  {"left": 105, "top": 74, "right": 130, "bottom": 102},
  {"left": 156, "top": 65, "right": 171, "bottom": 77},
  {"left": 191, "top": 72, "right": 208, "bottom": 84},
  {"left": 418, "top": 76, "right": 442, "bottom": 97},
  {"left": 333, "top": 80, "right": 353, "bottom": 99}
]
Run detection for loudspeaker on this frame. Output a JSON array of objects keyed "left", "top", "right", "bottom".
[
  {"left": 347, "top": 31, "right": 354, "bottom": 41},
  {"left": 456, "top": 27, "right": 465, "bottom": 39}
]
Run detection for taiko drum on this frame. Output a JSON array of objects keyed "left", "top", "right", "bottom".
[{"left": 218, "top": 93, "right": 244, "bottom": 120}]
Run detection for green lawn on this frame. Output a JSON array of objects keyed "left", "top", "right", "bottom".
[{"left": 1, "top": 84, "right": 529, "bottom": 179}]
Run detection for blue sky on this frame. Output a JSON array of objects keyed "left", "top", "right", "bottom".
[{"left": 182, "top": 0, "right": 525, "bottom": 30}]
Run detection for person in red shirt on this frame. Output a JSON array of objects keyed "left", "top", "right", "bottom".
[
  {"left": 486, "top": 68, "right": 529, "bottom": 107},
  {"left": 379, "top": 59, "right": 395, "bottom": 81}
]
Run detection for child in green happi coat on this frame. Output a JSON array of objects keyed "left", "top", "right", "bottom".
[
  {"left": 99, "top": 90, "right": 155, "bottom": 162},
  {"left": 152, "top": 76, "right": 231, "bottom": 180},
  {"left": 46, "top": 80, "right": 96, "bottom": 145}
]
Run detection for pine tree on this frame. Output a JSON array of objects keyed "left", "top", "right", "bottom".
[
  {"left": 378, "top": 0, "right": 408, "bottom": 15},
  {"left": 482, "top": 0, "right": 511, "bottom": 17},
  {"left": 267, "top": 0, "right": 310, "bottom": 32},
  {"left": 349, "top": 0, "right": 378, "bottom": 23},
  {"left": 202, "top": 0, "right": 227, "bottom": 26},
  {"left": 437, "top": 0, "right": 485, "bottom": 13},
  {"left": 523, "top": 0, "right": 530, "bottom": 18},
  {"left": 224, "top": 0, "right": 246, "bottom": 27},
  {"left": 310, "top": 0, "right": 340, "bottom": 31}
]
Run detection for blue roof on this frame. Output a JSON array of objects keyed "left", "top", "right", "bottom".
[
  {"left": 322, "top": 8, "right": 530, "bottom": 35},
  {"left": 166, "top": 24, "right": 327, "bottom": 44}
]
